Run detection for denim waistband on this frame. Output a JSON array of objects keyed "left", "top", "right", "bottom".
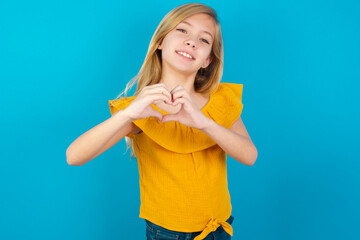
[{"left": 145, "top": 215, "right": 234, "bottom": 235}]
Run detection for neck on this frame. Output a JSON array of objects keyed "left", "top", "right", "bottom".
[{"left": 158, "top": 63, "right": 199, "bottom": 96}]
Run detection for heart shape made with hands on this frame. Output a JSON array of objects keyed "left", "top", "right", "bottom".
[
  {"left": 153, "top": 97, "right": 182, "bottom": 114},
  {"left": 152, "top": 87, "right": 183, "bottom": 114}
]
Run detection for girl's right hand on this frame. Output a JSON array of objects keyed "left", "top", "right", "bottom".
[{"left": 123, "top": 83, "right": 172, "bottom": 122}]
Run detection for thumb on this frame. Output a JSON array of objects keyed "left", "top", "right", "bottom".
[
  {"left": 161, "top": 114, "right": 177, "bottom": 123},
  {"left": 149, "top": 109, "right": 163, "bottom": 122}
]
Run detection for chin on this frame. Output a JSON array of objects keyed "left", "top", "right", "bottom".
[
  {"left": 163, "top": 58, "right": 198, "bottom": 75},
  {"left": 175, "top": 67, "right": 198, "bottom": 75},
  {"left": 174, "top": 62, "right": 200, "bottom": 73}
]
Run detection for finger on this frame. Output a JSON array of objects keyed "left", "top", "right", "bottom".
[
  {"left": 146, "top": 83, "right": 167, "bottom": 89},
  {"left": 145, "top": 84, "right": 171, "bottom": 95},
  {"left": 144, "top": 85, "right": 172, "bottom": 102},
  {"left": 149, "top": 108, "right": 163, "bottom": 122},
  {"left": 148, "top": 93, "right": 172, "bottom": 105},
  {"left": 146, "top": 83, "right": 169, "bottom": 93},
  {"left": 161, "top": 113, "right": 177, "bottom": 123},
  {"left": 142, "top": 88, "right": 171, "bottom": 104},
  {"left": 171, "top": 90, "right": 190, "bottom": 103},
  {"left": 171, "top": 97, "right": 187, "bottom": 106}
]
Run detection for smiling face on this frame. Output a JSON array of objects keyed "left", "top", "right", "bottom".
[{"left": 158, "top": 13, "right": 216, "bottom": 75}]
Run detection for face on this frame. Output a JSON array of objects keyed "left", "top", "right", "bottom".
[{"left": 158, "top": 13, "right": 215, "bottom": 74}]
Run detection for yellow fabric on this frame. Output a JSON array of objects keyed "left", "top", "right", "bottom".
[{"left": 108, "top": 82, "right": 243, "bottom": 239}]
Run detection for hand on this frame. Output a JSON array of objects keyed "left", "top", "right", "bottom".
[
  {"left": 161, "top": 85, "right": 210, "bottom": 129},
  {"left": 124, "top": 83, "right": 172, "bottom": 122}
]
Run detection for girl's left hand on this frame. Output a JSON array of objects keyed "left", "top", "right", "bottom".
[{"left": 161, "top": 85, "right": 210, "bottom": 130}]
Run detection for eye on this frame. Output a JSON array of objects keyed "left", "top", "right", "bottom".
[
  {"left": 177, "top": 28, "right": 210, "bottom": 44},
  {"left": 176, "top": 28, "right": 187, "bottom": 33},
  {"left": 201, "top": 39, "right": 210, "bottom": 44}
]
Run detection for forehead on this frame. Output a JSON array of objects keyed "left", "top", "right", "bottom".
[{"left": 178, "top": 13, "right": 215, "bottom": 36}]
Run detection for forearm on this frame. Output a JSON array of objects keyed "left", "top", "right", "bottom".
[
  {"left": 66, "top": 110, "right": 133, "bottom": 166},
  {"left": 200, "top": 118, "right": 257, "bottom": 166}
]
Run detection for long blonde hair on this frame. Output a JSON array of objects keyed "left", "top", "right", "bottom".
[{"left": 110, "top": 3, "right": 224, "bottom": 159}]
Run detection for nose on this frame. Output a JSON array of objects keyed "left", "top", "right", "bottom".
[{"left": 185, "top": 38, "right": 196, "bottom": 48}]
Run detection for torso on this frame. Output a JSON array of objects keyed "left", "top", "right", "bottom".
[{"left": 131, "top": 92, "right": 210, "bottom": 135}]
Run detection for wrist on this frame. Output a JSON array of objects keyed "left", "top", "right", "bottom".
[
  {"left": 114, "top": 108, "right": 135, "bottom": 124},
  {"left": 198, "top": 116, "right": 216, "bottom": 132}
]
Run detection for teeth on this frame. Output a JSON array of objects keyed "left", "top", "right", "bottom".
[{"left": 177, "top": 51, "right": 193, "bottom": 59}]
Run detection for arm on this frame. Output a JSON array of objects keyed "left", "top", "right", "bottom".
[
  {"left": 200, "top": 116, "right": 258, "bottom": 166},
  {"left": 66, "top": 109, "right": 134, "bottom": 166},
  {"left": 66, "top": 83, "right": 173, "bottom": 166}
]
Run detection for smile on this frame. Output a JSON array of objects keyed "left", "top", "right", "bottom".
[{"left": 175, "top": 50, "right": 195, "bottom": 60}]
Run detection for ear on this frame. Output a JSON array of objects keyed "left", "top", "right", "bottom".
[
  {"left": 202, "top": 54, "right": 213, "bottom": 68},
  {"left": 158, "top": 42, "right": 162, "bottom": 50}
]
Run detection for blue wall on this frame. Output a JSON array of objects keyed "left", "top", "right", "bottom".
[{"left": 1, "top": 0, "right": 359, "bottom": 239}]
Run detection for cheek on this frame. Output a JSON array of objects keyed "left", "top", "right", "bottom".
[
  {"left": 206, "top": 48, "right": 214, "bottom": 59},
  {"left": 161, "top": 38, "right": 174, "bottom": 52},
  {"left": 201, "top": 49, "right": 212, "bottom": 61}
]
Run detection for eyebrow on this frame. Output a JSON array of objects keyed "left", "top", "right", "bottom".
[{"left": 179, "top": 21, "right": 214, "bottom": 40}]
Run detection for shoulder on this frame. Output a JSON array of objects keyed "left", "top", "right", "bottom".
[
  {"left": 202, "top": 82, "right": 244, "bottom": 129},
  {"left": 211, "top": 82, "right": 243, "bottom": 105},
  {"left": 216, "top": 82, "right": 243, "bottom": 95}
]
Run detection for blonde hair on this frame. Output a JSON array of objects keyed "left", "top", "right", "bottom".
[{"left": 110, "top": 3, "right": 224, "bottom": 160}]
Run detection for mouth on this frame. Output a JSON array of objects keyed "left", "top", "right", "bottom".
[{"left": 175, "top": 50, "right": 195, "bottom": 60}]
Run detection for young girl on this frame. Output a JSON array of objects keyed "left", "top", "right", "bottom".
[{"left": 66, "top": 3, "right": 257, "bottom": 240}]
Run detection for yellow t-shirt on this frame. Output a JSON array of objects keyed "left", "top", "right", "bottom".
[{"left": 108, "top": 82, "right": 243, "bottom": 240}]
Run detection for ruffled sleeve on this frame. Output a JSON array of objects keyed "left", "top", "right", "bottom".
[
  {"left": 107, "top": 82, "right": 243, "bottom": 153},
  {"left": 202, "top": 82, "right": 243, "bottom": 129},
  {"left": 108, "top": 96, "right": 137, "bottom": 139}
]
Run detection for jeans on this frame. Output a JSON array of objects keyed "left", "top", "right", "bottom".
[{"left": 145, "top": 215, "right": 234, "bottom": 240}]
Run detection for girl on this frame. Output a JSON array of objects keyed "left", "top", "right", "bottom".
[{"left": 66, "top": 3, "right": 257, "bottom": 240}]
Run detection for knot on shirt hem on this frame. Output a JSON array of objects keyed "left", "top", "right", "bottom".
[{"left": 193, "top": 218, "right": 233, "bottom": 240}]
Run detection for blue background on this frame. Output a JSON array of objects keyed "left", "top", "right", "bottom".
[{"left": 1, "top": 0, "right": 359, "bottom": 239}]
